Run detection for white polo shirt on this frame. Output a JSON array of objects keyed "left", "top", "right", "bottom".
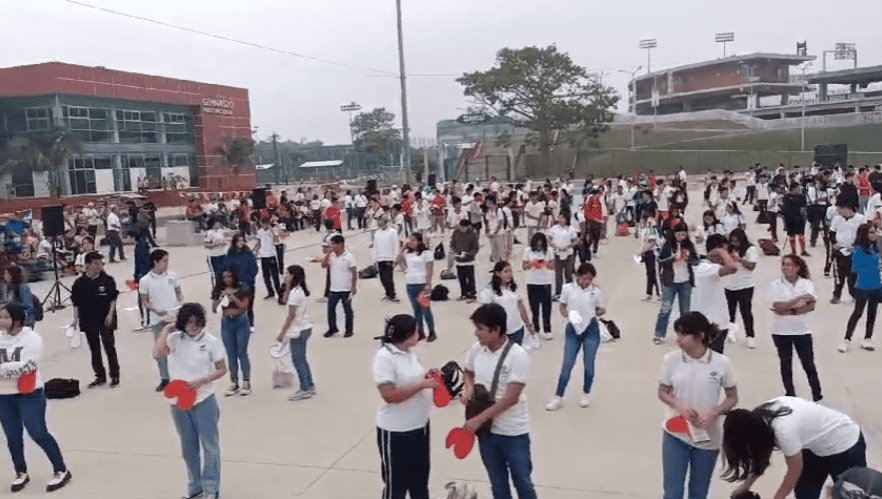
[
  {"left": 765, "top": 396, "right": 861, "bottom": 457},
  {"left": 548, "top": 224, "right": 578, "bottom": 258},
  {"left": 404, "top": 250, "right": 433, "bottom": 285},
  {"left": 522, "top": 248, "right": 555, "bottom": 286},
  {"left": 830, "top": 213, "right": 867, "bottom": 251},
  {"left": 523, "top": 201, "right": 545, "bottom": 228},
  {"left": 372, "top": 344, "right": 431, "bottom": 432},
  {"left": 659, "top": 349, "right": 736, "bottom": 450},
  {"left": 691, "top": 261, "right": 729, "bottom": 329},
  {"left": 724, "top": 246, "right": 758, "bottom": 291},
  {"left": 204, "top": 228, "right": 227, "bottom": 258},
  {"left": 559, "top": 282, "right": 603, "bottom": 333},
  {"left": 478, "top": 286, "right": 525, "bottom": 334},
  {"left": 372, "top": 228, "right": 399, "bottom": 262},
  {"left": 329, "top": 251, "right": 357, "bottom": 292},
  {"left": 166, "top": 330, "right": 225, "bottom": 405},
  {"left": 139, "top": 271, "right": 181, "bottom": 326},
  {"left": 465, "top": 340, "right": 530, "bottom": 436},
  {"left": 767, "top": 277, "right": 816, "bottom": 336},
  {"left": 256, "top": 228, "right": 276, "bottom": 258},
  {"left": 446, "top": 209, "right": 467, "bottom": 228},
  {"left": 284, "top": 286, "right": 313, "bottom": 338},
  {"left": 106, "top": 212, "right": 121, "bottom": 232}
]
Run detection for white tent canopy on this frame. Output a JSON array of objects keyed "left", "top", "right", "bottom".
[
  {"left": 299, "top": 160, "right": 343, "bottom": 169},
  {"left": 255, "top": 163, "right": 275, "bottom": 170}
]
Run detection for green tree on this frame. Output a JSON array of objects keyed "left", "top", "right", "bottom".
[
  {"left": 351, "top": 108, "right": 401, "bottom": 169},
  {"left": 217, "top": 137, "right": 256, "bottom": 173},
  {"left": 457, "top": 45, "right": 619, "bottom": 174},
  {"left": 1, "top": 130, "right": 83, "bottom": 197}
]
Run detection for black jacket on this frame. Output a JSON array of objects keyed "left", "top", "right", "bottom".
[
  {"left": 71, "top": 271, "right": 119, "bottom": 330},
  {"left": 657, "top": 241, "right": 699, "bottom": 287}
]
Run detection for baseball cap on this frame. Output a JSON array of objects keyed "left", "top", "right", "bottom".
[{"left": 833, "top": 467, "right": 882, "bottom": 499}]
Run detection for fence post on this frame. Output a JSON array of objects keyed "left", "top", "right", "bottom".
[{"left": 485, "top": 156, "right": 490, "bottom": 182}]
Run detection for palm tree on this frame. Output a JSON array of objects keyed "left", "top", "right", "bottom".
[
  {"left": 216, "top": 137, "right": 256, "bottom": 173},
  {"left": 1, "top": 130, "right": 83, "bottom": 197}
]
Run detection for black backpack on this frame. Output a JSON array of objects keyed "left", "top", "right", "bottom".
[
  {"left": 357, "top": 264, "right": 378, "bottom": 279},
  {"left": 430, "top": 284, "right": 449, "bottom": 301},
  {"left": 600, "top": 319, "right": 620, "bottom": 340},
  {"left": 433, "top": 243, "right": 445, "bottom": 261},
  {"left": 45, "top": 378, "right": 80, "bottom": 399}
]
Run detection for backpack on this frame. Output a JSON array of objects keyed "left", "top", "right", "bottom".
[
  {"left": 357, "top": 264, "right": 378, "bottom": 279},
  {"left": 434, "top": 243, "right": 446, "bottom": 261},
  {"left": 430, "top": 284, "right": 450, "bottom": 301},
  {"left": 44, "top": 378, "right": 80, "bottom": 399},
  {"left": 439, "top": 269, "right": 456, "bottom": 280},
  {"left": 599, "top": 319, "right": 620, "bottom": 340},
  {"left": 758, "top": 238, "right": 781, "bottom": 256}
]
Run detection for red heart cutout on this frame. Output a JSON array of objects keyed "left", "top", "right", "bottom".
[
  {"left": 532, "top": 260, "right": 544, "bottom": 269},
  {"left": 125, "top": 279, "right": 138, "bottom": 291},
  {"left": 432, "top": 372, "right": 451, "bottom": 408},
  {"left": 17, "top": 371, "right": 37, "bottom": 394},
  {"left": 175, "top": 389, "right": 197, "bottom": 411},
  {"left": 417, "top": 293, "right": 431, "bottom": 309},
  {"left": 163, "top": 379, "right": 189, "bottom": 398},
  {"left": 445, "top": 427, "right": 476, "bottom": 459},
  {"left": 665, "top": 415, "right": 692, "bottom": 438},
  {"left": 163, "top": 379, "right": 198, "bottom": 410}
]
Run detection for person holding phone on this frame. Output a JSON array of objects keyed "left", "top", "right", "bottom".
[
  {"left": 210, "top": 267, "right": 252, "bottom": 397},
  {"left": 397, "top": 233, "right": 437, "bottom": 342},
  {"left": 653, "top": 223, "right": 699, "bottom": 345},
  {"left": 522, "top": 232, "right": 555, "bottom": 340}
]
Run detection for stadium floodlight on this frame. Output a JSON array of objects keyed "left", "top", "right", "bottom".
[
  {"left": 715, "top": 32, "right": 735, "bottom": 58},
  {"left": 638, "top": 39, "right": 658, "bottom": 73},
  {"left": 340, "top": 102, "right": 361, "bottom": 144}
]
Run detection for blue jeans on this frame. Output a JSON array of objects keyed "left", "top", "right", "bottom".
[
  {"left": 290, "top": 329, "right": 315, "bottom": 391},
  {"left": 406, "top": 283, "right": 435, "bottom": 333},
  {"left": 0, "top": 389, "right": 66, "bottom": 474},
  {"left": 508, "top": 327, "right": 524, "bottom": 346},
  {"left": 152, "top": 323, "right": 170, "bottom": 380},
  {"left": 662, "top": 432, "right": 718, "bottom": 499},
  {"left": 327, "top": 291, "right": 354, "bottom": 334},
  {"left": 170, "top": 394, "right": 220, "bottom": 497},
  {"left": 555, "top": 320, "right": 600, "bottom": 397},
  {"left": 221, "top": 314, "right": 251, "bottom": 383},
  {"left": 478, "top": 433, "right": 537, "bottom": 499},
  {"left": 654, "top": 282, "right": 693, "bottom": 339}
]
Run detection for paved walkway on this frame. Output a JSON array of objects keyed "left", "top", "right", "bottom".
[{"left": 18, "top": 187, "right": 882, "bottom": 498}]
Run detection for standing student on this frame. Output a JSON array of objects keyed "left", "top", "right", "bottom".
[
  {"left": 767, "top": 254, "right": 823, "bottom": 402},
  {"left": 211, "top": 267, "right": 252, "bottom": 397},
  {"left": 0, "top": 266, "right": 36, "bottom": 329},
  {"left": 223, "top": 232, "right": 259, "bottom": 329},
  {"left": 653, "top": 223, "right": 699, "bottom": 344},
  {"left": 133, "top": 231, "right": 152, "bottom": 330},
  {"left": 105, "top": 204, "right": 125, "bottom": 263},
  {"left": 462, "top": 304, "right": 536, "bottom": 499},
  {"left": 372, "top": 314, "right": 435, "bottom": 499},
  {"left": 203, "top": 217, "right": 228, "bottom": 285},
  {"left": 70, "top": 251, "right": 120, "bottom": 388},
  {"left": 450, "top": 219, "right": 479, "bottom": 301},
  {"left": 638, "top": 211, "right": 661, "bottom": 302},
  {"left": 723, "top": 397, "right": 866, "bottom": 499},
  {"left": 546, "top": 263, "right": 604, "bottom": 411},
  {"left": 139, "top": 249, "right": 184, "bottom": 392},
  {"left": 155, "top": 304, "right": 227, "bottom": 499},
  {"left": 479, "top": 261, "right": 535, "bottom": 346},
  {"left": 691, "top": 235, "right": 739, "bottom": 354},
  {"left": 725, "top": 229, "right": 759, "bottom": 349},
  {"left": 522, "top": 232, "right": 555, "bottom": 340},
  {"left": 523, "top": 192, "right": 545, "bottom": 243},
  {"left": 253, "top": 218, "right": 283, "bottom": 303},
  {"left": 0, "top": 303, "right": 72, "bottom": 493},
  {"left": 781, "top": 182, "right": 809, "bottom": 256},
  {"left": 397, "top": 233, "right": 437, "bottom": 342},
  {"left": 322, "top": 235, "right": 358, "bottom": 338},
  {"left": 839, "top": 224, "right": 880, "bottom": 353},
  {"left": 548, "top": 212, "right": 579, "bottom": 299},
  {"left": 373, "top": 217, "right": 400, "bottom": 303},
  {"left": 658, "top": 312, "right": 738, "bottom": 499},
  {"left": 276, "top": 265, "right": 316, "bottom": 401},
  {"left": 830, "top": 200, "right": 867, "bottom": 304}
]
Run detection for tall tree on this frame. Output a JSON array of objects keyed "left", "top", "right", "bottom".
[
  {"left": 457, "top": 45, "right": 619, "bottom": 173},
  {"left": 1, "top": 130, "right": 83, "bottom": 197},
  {"left": 217, "top": 137, "right": 256, "bottom": 173},
  {"left": 350, "top": 108, "right": 401, "bottom": 169}
]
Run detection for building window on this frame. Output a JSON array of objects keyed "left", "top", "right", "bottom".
[
  {"left": 68, "top": 158, "right": 97, "bottom": 195},
  {"left": 25, "top": 107, "right": 51, "bottom": 131},
  {"left": 168, "top": 153, "right": 190, "bottom": 167},
  {"left": 163, "top": 112, "right": 194, "bottom": 144},
  {"left": 116, "top": 109, "right": 159, "bottom": 143},
  {"left": 62, "top": 106, "right": 114, "bottom": 143}
]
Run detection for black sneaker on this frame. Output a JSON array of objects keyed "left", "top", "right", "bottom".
[
  {"left": 343, "top": 331, "right": 354, "bottom": 338},
  {"left": 426, "top": 332, "right": 438, "bottom": 343},
  {"left": 87, "top": 379, "right": 106, "bottom": 389},
  {"left": 11, "top": 472, "right": 29, "bottom": 493},
  {"left": 323, "top": 330, "right": 337, "bottom": 338},
  {"left": 155, "top": 379, "right": 170, "bottom": 392},
  {"left": 263, "top": 294, "right": 276, "bottom": 301},
  {"left": 110, "top": 378, "right": 120, "bottom": 388},
  {"left": 46, "top": 470, "right": 71, "bottom": 492}
]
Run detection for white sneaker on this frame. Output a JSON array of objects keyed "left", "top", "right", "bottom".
[
  {"left": 11, "top": 472, "right": 29, "bottom": 492},
  {"left": 545, "top": 397, "right": 563, "bottom": 411},
  {"left": 746, "top": 337, "right": 756, "bottom": 349},
  {"left": 239, "top": 382, "right": 251, "bottom": 396},
  {"left": 861, "top": 338, "right": 875, "bottom": 351},
  {"left": 224, "top": 383, "right": 239, "bottom": 396},
  {"left": 541, "top": 332, "right": 553, "bottom": 341},
  {"left": 46, "top": 470, "right": 71, "bottom": 492},
  {"left": 641, "top": 295, "right": 652, "bottom": 302},
  {"left": 579, "top": 394, "right": 591, "bottom": 408},
  {"left": 838, "top": 340, "right": 850, "bottom": 353}
]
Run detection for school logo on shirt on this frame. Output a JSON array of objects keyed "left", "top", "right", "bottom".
[
  {"left": 199, "top": 344, "right": 207, "bottom": 352},
  {"left": 0, "top": 347, "right": 23, "bottom": 364}
]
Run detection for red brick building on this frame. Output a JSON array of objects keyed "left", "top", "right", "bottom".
[{"left": 0, "top": 62, "right": 254, "bottom": 212}]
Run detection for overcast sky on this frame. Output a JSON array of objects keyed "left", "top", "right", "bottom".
[{"left": 3, "top": 0, "right": 880, "bottom": 144}]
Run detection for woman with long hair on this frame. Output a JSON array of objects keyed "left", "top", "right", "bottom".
[
  {"left": 694, "top": 210, "right": 725, "bottom": 255},
  {"left": 275, "top": 265, "right": 316, "bottom": 401},
  {"left": 372, "top": 314, "right": 436, "bottom": 499},
  {"left": 74, "top": 236, "right": 95, "bottom": 273},
  {"left": 767, "top": 254, "right": 823, "bottom": 401},
  {"left": 653, "top": 223, "right": 699, "bottom": 345},
  {"left": 725, "top": 228, "right": 758, "bottom": 349},
  {"left": 155, "top": 303, "right": 227, "bottom": 499},
  {"left": 658, "top": 311, "right": 737, "bottom": 499},
  {"left": 546, "top": 263, "right": 604, "bottom": 411},
  {"left": 637, "top": 209, "right": 661, "bottom": 302},
  {"left": 839, "top": 224, "right": 880, "bottom": 353},
  {"left": 0, "top": 303, "right": 72, "bottom": 493},
  {"left": 0, "top": 266, "right": 35, "bottom": 329},
  {"left": 522, "top": 232, "right": 555, "bottom": 340},
  {"left": 211, "top": 267, "right": 252, "bottom": 397},
  {"left": 548, "top": 212, "right": 579, "bottom": 299},
  {"left": 222, "top": 232, "right": 258, "bottom": 329},
  {"left": 720, "top": 202, "right": 745, "bottom": 236},
  {"left": 722, "top": 397, "right": 866, "bottom": 499},
  {"left": 479, "top": 261, "right": 535, "bottom": 345},
  {"left": 397, "top": 233, "right": 437, "bottom": 342}
]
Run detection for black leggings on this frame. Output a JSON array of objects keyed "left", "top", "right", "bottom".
[
  {"left": 724, "top": 287, "right": 755, "bottom": 338},
  {"left": 833, "top": 251, "right": 856, "bottom": 300},
  {"left": 527, "top": 284, "right": 552, "bottom": 333},
  {"left": 772, "top": 334, "right": 823, "bottom": 401},
  {"left": 643, "top": 251, "right": 659, "bottom": 297},
  {"left": 844, "top": 288, "right": 881, "bottom": 340}
]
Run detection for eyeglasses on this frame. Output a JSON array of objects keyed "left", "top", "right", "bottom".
[{"left": 839, "top": 481, "right": 882, "bottom": 499}]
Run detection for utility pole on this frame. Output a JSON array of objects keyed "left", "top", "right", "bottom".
[
  {"left": 270, "top": 132, "right": 282, "bottom": 184},
  {"left": 639, "top": 39, "right": 657, "bottom": 73},
  {"left": 396, "top": 0, "right": 412, "bottom": 185}
]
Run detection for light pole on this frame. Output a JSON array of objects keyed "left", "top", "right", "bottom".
[
  {"left": 715, "top": 32, "right": 734, "bottom": 58},
  {"left": 639, "top": 39, "right": 657, "bottom": 73},
  {"left": 799, "top": 62, "right": 813, "bottom": 151},
  {"left": 339, "top": 102, "right": 361, "bottom": 144},
  {"left": 395, "top": 0, "right": 412, "bottom": 184},
  {"left": 616, "top": 66, "right": 642, "bottom": 149}
]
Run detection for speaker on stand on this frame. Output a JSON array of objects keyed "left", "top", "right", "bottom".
[
  {"left": 251, "top": 188, "right": 267, "bottom": 210},
  {"left": 366, "top": 179, "right": 378, "bottom": 196},
  {"left": 40, "top": 205, "right": 71, "bottom": 312}
]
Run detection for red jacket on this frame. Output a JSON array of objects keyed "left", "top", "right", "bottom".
[{"left": 584, "top": 195, "right": 603, "bottom": 222}]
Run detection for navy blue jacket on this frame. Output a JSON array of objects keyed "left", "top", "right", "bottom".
[{"left": 223, "top": 250, "right": 258, "bottom": 286}]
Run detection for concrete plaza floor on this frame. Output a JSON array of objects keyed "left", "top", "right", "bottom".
[{"left": 14, "top": 193, "right": 882, "bottom": 498}]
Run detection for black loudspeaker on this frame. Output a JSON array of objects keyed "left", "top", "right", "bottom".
[
  {"left": 41, "top": 205, "right": 65, "bottom": 238},
  {"left": 428, "top": 174, "right": 437, "bottom": 187},
  {"left": 366, "top": 179, "right": 378, "bottom": 196},
  {"left": 251, "top": 188, "right": 267, "bottom": 210},
  {"left": 814, "top": 144, "right": 848, "bottom": 168}
]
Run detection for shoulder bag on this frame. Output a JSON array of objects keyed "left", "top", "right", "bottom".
[{"left": 464, "top": 340, "right": 515, "bottom": 436}]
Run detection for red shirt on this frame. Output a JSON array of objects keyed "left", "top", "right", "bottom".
[
  {"left": 325, "top": 206, "right": 342, "bottom": 230},
  {"left": 431, "top": 196, "right": 447, "bottom": 215},
  {"left": 583, "top": 195, "right": 603, "bottom": 222},
  {"left": 858, "top": 175, "right": 871, "bottom": 196}
]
